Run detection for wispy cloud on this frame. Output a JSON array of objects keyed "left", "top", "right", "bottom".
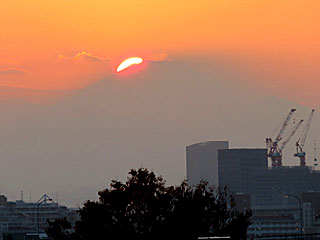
[
  {"left": 58, "top": 51, "right": 109, "bottom": 62},
  {"left": 147, "top": 52, "right": 172, "bottom": 62},
  {"left": 0, "top": 68, "right": 26, "bottom": 76}
]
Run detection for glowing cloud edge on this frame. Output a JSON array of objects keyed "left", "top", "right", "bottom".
[{"left": 116, "top": 57, "right": 143, "bottom": 72}]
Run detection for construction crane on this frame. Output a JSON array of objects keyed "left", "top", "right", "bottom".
[
  {"left": 280, "top": 119, "right": 304, "bottom": 151},
  {"left": 266, "top": 109, "right": 296, "bottom": 167},
  {"left": 294, "top": 109, "right": 315, "bottom": 166}
]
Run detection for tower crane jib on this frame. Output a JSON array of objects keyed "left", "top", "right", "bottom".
[
  {"left": 280, "top": 119, "right": 304, "bottom": 150},
  {"left": 298, "top": 109, "right": 315, "bottom": 149},
  {"left": 294, "top": 109, "right": 315, "bottom": 166},
  {"left": 275, "top": 109, "right": 296, "bottom": 143}
]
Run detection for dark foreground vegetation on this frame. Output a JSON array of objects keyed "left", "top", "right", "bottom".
[{"left": 46, "top": 168, "right": 251, "bottom": 240}]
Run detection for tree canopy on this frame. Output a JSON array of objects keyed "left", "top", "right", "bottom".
[{"left": 47, "top": 168, "right": 251, "bottom": 240}]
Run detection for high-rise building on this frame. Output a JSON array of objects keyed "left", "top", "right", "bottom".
[
  {"left": 216, "top": 146, "right": 320, "bottom": 238},
  {"left": 218, "top": 148, "right": 268, "bottom": 194},
  {"left": 253, "top": 166, "right": 320, "bottom": 207},
  {"left": 186, "top": 141, "right": 228, "bottom": 187}
]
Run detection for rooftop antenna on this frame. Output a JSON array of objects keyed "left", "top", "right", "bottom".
[
  {"left": 314, "top": 111, "right": 318, "bottom": 168},
  {"left": 314, "top": 139, "right": 317, "bottom": 167},
  {"left": 56, "top": 192, "right": 59, "bottom": 205},
  {"left": 20, "top": 190, "right": 24, "bottom": 202}
]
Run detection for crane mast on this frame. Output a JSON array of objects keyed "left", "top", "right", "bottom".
[
  {"left": 294, "top": 109, "right": 315, "bottom": 166},
  {"left": 266, "top": 109, "right": 296, "bottom": 167}
]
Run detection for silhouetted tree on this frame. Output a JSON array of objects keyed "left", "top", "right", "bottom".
[
  {"left": 46, "top": 168, "right": 251, "bottom": 240},
  {"left": 46, "top": 217, "right": 76, "bottom": 240}
]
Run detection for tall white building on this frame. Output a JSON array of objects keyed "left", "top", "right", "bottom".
[{"left": 186, "top": 141, "right": 228, "bottom": 187}]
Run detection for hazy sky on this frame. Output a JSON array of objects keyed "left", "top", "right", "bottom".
[{"left": 0, "top": 0, "right": 319, "bottom": 206}]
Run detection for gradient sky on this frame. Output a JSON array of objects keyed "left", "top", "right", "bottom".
[{"left": 0, "top": 0, "right": 320, "bottom": 206}]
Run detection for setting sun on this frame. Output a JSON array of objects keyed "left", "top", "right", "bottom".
[{"left": 116, "top": 57, "right": 144, "bottom": 73}]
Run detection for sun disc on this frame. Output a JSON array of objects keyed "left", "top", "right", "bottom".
[{"left": 116, "top": 57, "right": 143, "bottom": 72}]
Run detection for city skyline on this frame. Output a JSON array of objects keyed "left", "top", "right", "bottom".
[{"left": 0, "top": 0, "right": 319, "bottom": 208}]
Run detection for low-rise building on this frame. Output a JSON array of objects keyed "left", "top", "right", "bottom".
[
  {"left": 0, "top": 195, "right": 79, "bottom": 240},
  {"left": 247, "top": 207, "right": 301, "bottom": 239}
]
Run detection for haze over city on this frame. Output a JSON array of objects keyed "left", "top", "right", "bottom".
[{"left": 1, "top": 0, "right": 320, "bottom": 208}]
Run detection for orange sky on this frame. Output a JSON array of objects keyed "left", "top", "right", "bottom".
[
  {"left": 1, "top": 0, "right": 320, "bottom": 205},
  {"left": 1, "top": 0, "right": 320, "bottom": 102}
]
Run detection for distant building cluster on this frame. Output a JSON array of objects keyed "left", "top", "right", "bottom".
[
  {"left": 186, "top": 141, "right": 320, "bottom": 238},
  {"left": 0, "top": 195, "right": 78, "bottom": 240}
]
